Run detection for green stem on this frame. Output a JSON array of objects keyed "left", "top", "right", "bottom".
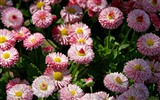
[
  {"left": 129, "top": 31, "right": 136, "bottom": 47},
  {"left": 90, "top": 86, "right": 93, "bottom": 93},
  {"left": 121, "top": 28, "right": 131, "bottom": 45},
  {"left": 72, "top": 63, "right": 79, "bottom": 79}
]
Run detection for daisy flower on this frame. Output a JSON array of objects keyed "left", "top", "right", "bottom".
[
  {"left": 80, "top": 93, "right": 102, "bottom": 100},
  {"left": 123, "top": 58, "right": 151, "bottom": 83},
  {"left": 0, "top": 29, "right": 16, "bottom": 50},
  {"left": 58, "top": 84, "right": 84, "bottom": 100},
  {"left": 87, "top": 0, "right": 108, "bottom": 13},
  {"left": 76, "top": 0, "right": 87, "bottom": 9},
  {"left": 130, "top": 83, "right": 149, "bottom": 98},
  {"left": 6, "top": 78, "right": 29, "bottom": 90},
  {"left": 60, "top": 5, "right": 83, "bottom": 24},
  {"left": 136, "top": 33, "right": 160, "bottom": 56},
  {"left": 142, "top": 0, "right": 160, "bottom": 13},
  {"left": 68, "top": 34, "right": 93, "bottom": 46},
  {"left": 12, "top": 27, "right": 31, "bottom": 42},
  {"left": 95, "top": 91, "right": 115, "bottom": 100},
  {"left": 149, "top": 12, "right": 160, "bottom": 31},
  {"left": 7, "top": 84, "right": 33, "bottom": 100},
  {"left": 23, "top": 32, "right": 44, "bottom": 50},
  {"left": 29, "top": 0, "right": 51, "bottom": 14},
  {"left": 52, "top": 24, "right": 70, "bottom": 45},
  {"left": 98, "top": 7, "right": 124, "bottom": 29},
  {"left": 0, "top": 0, "right": 13, "bottom": 12},
  {"left": 127, "top": 9, "right": 150, "bottom": 32},
  {"left": 43, "top": 67, "right": 72, "bottom": 90},
  {"left": 0, "top": 47, "right": 19, "bottom": 68},
  {"left": 103, "top": 72, "right": 128, "bottom": 93},
  {"left": 45, "top": 52, "right": 69, "bottom": 70},
  {"left": 46, "top": 0, "right": 62, "bottom": 5},
  {"left": 1, "top": 7, "right": 24, "bottom": 29},
  {"left": 69, "top": 22, "right": 91, "bottom": 37},
  {"left": 32, "top": 10, "right": 53, "bottom": 28},
  {"left": 68, "top": 44, "right": 94, "bottom": 64},
  {"left": 146, "top": 60, "right": 160, "bottom": 83},
  {"left": 116, "top": 88, "right": 146, "bottom": 100},
  {"left": 32, "top": 75, "right": 55, "bottom": 98}
]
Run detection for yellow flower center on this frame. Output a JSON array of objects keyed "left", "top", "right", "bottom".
[
  {"left": 150, "top": 64, "right": 156, "bottom": 72},
  {"left": 151, "top": 0, "right": 158, "bottom": 6},
  {"left": 70, "top": 90, "right": 76, "bottom": 96},
  {"left": 67, "top": 7, "right": 76, "bottom": 14},
  {"left": 0, "top": 36, "right": 7, "bottom": 44},
  {"left": 0, "top": 0, "right": 6, "bottom": 6},
  {"left": 114, "top": 77, "right": 122, "bottom": 84},
  {"left": 77, "top": 48, "right": 86, "bottom": 56},
  {"left": 76, "top": 28, "right": 83, "bottom": 34},
  {"left": 108, "top": 12, "right": 115, "bottom": 19},
  {"left": 15, "top": 91, "right": 23, "bottom": 97},
  {"left": 53, "top": 72, "right": 63, "bottom": 81},
  {"left": 128, "top": 96, "right": 135, "bottom": 100},
  {"left": 3, "top": 52, "right": 10, "bottom": 59},
  {"left": 146, "top": 39, "right": 154, "bottom": 46},
  {"left": 40, "top": 82, "right": 48, "bottom": 91},
  {"left": 136, "top": 16, "right": 143, "bottom": 22},
  {"left": 36, "top": 1, "right": 44, "bottom": 9},
  {"left": 104, "top": 98, "right": 108, "bottom": 100},
  {"left": 61, "top": 28, "right": 68, "bottom": 36},
  {"left": 53, "top": 57, "right": 61, "bottom": 63},
  {"left": 78, "top": 38, "right": 85, "bottom": 43},
  {"left": 30, "top": 37, "right": 36, "bottom": 43},
  {"left": 19, "top": 31, "right": 23, "bottom": 37},
  {"left": 134, "top": 64, "right": 143, "bottom": 71}
]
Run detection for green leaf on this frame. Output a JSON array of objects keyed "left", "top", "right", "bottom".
[
  {"left": 113, "top": 49, "right": 118, "bottom": 59},
  {"left": 26, "top": 63, "right": 40, "bottom": 77},
  {"left": 56, "top": 18, "right": 64, "bottom": 24},
  {"left": 119, "top": 44, "right": 129, "bottom": 50}
]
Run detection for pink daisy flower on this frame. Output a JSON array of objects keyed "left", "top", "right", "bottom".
[
  {"left": 149, "top": 12, "right": 160, "bottom": 31},
  {"left": 6, "top": 78, "right": 29, "bottom": 90},
  {"left": 29, "top": 0, "right": 51, "bottom": 14},
  {"left": 0, "top": 0, "right": 13, "bottom": 12},
  {"left": 60, "top": 5, "right": 83, "bottom": 24},
  {"left": 32, "top": 75, "right": 55, "bottom": 98},
  {"left": 58, "top": 84, "right": 84, "bottom": 100},
  {"left": 0, "top": 29, "right": 16, "bottom": 50},
  {"left": 43, "top": 67, "right": 72, "bottom": 90},
  {"left": 80, "top": 93, "right": 102, "bottom": 100},
  {"left": 68, "top": 44, "right": 94, "bottom": 64},
  {"left": 12, "top": 27, "right": 31, "bottom": 42},
  {"left": 76, "top": 0, "right": 87, "bottom": 9},
  {"left": 23, "top": 32, "right": 44, "bottom": 50},
  {"left": 95, "top": 91, "right": 115, "bottom": 100},
  {"left": 116, "top": 88, "right": 146, "bottom": 100},
  {"left": 142, "top": 0, "right": 160, "bottom": 13},
  {"left": 45, "top": 52, "right": 69, "bottom": 70},
  {"left": 46, "top": 0, "right": 62, "bottom": 5},
  {"left": 69, "top": 22, "right": 91, "bottom": 37},
  {"left": 7, "top": 84, "right": 33, "bottom": 100},
  {"left": 32, "top": 10, "right": 53, "bottom": 28},
  {"left": 0, "top": 47, "right": 19, "bottom": 68},
  {"left": 87, "top": 0, "right": 108, "bottom": 13},
  {"left": 136, "top": 33, "right": 160, "bottom": 56},
  {"left": 123, "top": 58, "right": 151, "bottom": 83},
  {"left": 146, "top": 60, "right": 160, "bottom": 83},
  {"left": 52, "top": 24, "right": 70, "bottom": 45},
  {"left": 127, "top": 9, "right": 150, "bottom": 32},
  {"left": 68, "top": 34, "right": 93, "bottom": 46},
  {"left": 103, "top": 72, "right": 128, "bottom": 93},
  {"left": 98, "top": 7, "right": 124, "bottom": 29},
  {"left": 130, "top": 83, "right": 149, "bottom": 98},
  {"left": 1, "top": 7, "right": 24, "bottom": 29}
]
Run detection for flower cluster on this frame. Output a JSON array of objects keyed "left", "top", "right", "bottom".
[{"left": 1, "top": 0, "right": 160, "bottom": 100}]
